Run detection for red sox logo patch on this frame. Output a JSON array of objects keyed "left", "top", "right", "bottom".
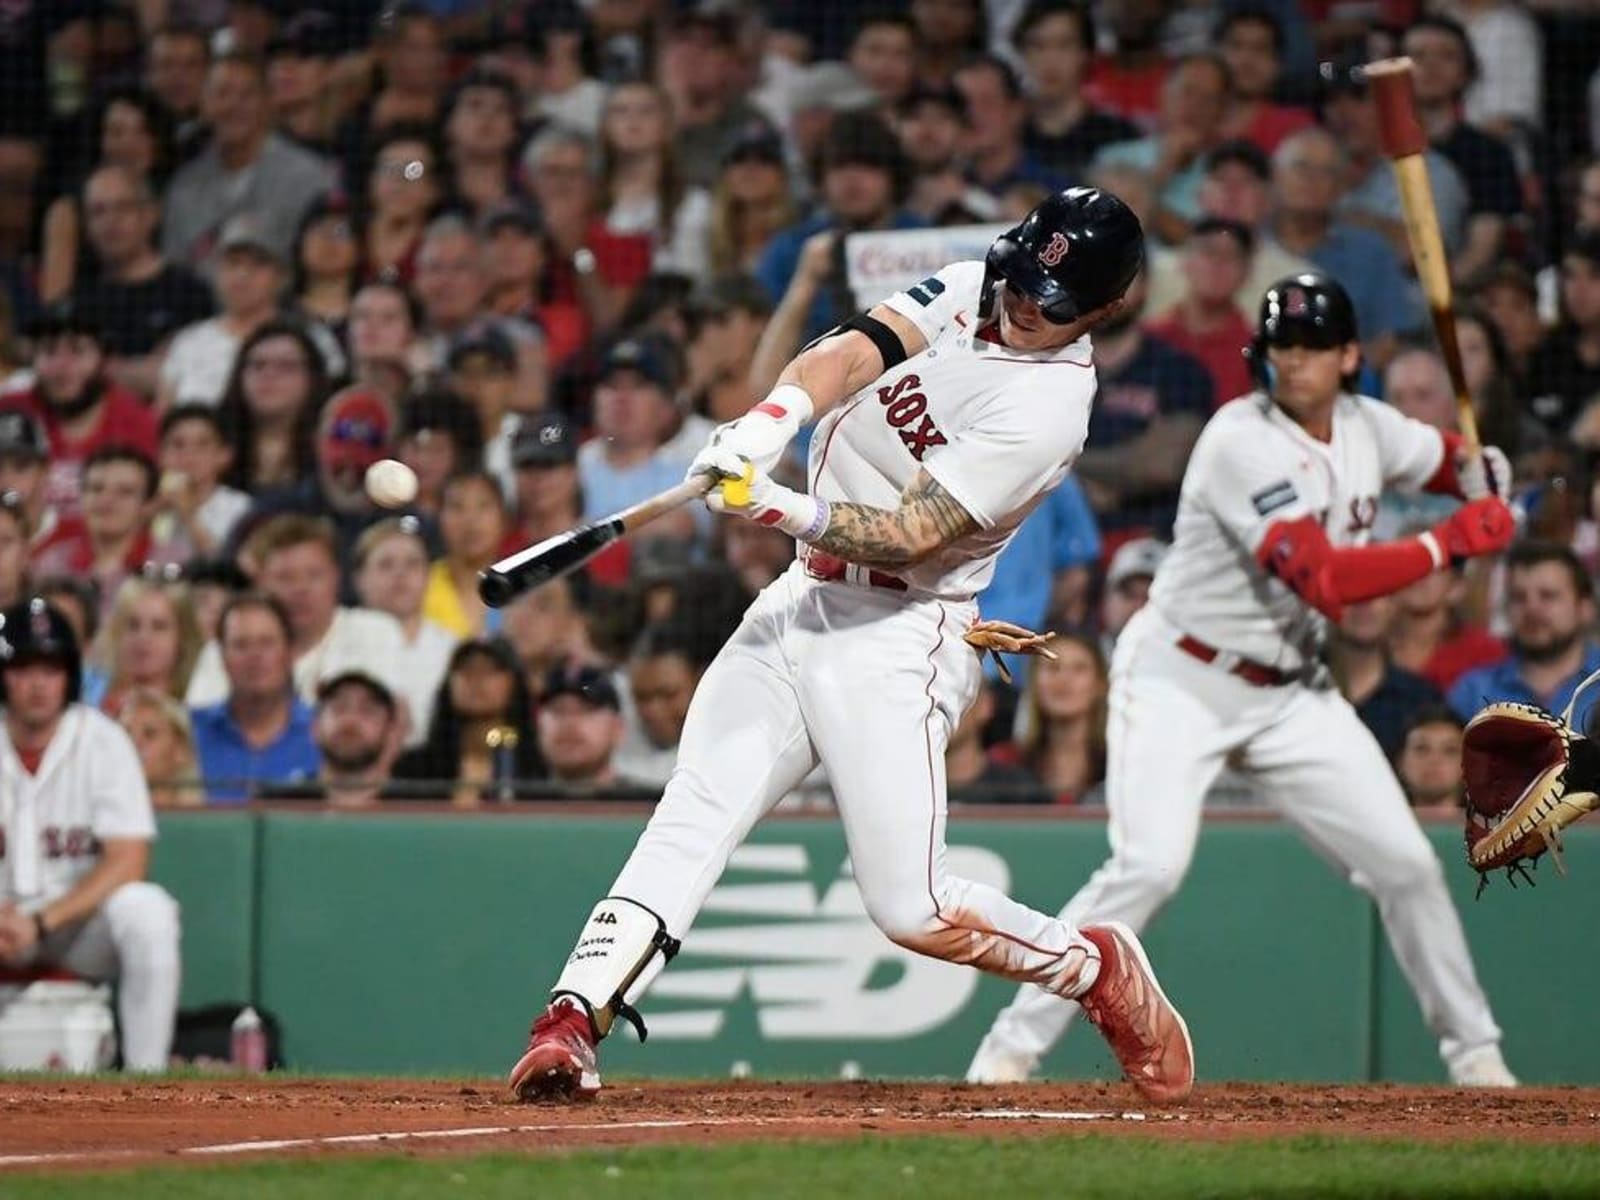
[
  {"left": 1038, "top": 232, "right": 1070, "bottom": 267},
  {"left": 875, "top": 374, "right": 949, "bottom": 461},
  {"left": 1284, "top": 287, "right": 1309, "bottom": 316}
]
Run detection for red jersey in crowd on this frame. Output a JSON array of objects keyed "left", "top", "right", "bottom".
[
  {"left": 2, "top": 385, "right": 159, "bottom": 521},
  {"left": 1420, "top": 627, "right": 1506, "bottom": 692},
  {"left": 1144, "top": 309, "right": 1254, "bottom": 410}
]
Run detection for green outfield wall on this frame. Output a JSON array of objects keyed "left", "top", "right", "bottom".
[{"left": 148, "top": 810, "right": 1597, "bottom": 1083}]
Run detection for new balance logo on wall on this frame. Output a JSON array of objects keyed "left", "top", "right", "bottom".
[{"left": 646, "top": 844, "right": 1010, "bottom": 1040}]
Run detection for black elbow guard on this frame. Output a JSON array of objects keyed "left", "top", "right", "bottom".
[{"left": 839, "top": 313, "right": 909, "bottom": 373}]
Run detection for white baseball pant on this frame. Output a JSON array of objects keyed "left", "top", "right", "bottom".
[
  {"left": 609, "top": 562, "right": 1103, "bottom": 1003},
  {"left": 975, "top": 604, "right": 1502, "bottom": 1076},
  {"left": 31, "top": 881, "right": 182, "bottom": 1071}
]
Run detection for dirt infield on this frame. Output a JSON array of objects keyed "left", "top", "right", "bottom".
[{"left": 2, "top": 1078, "right": 1598, "bottom": 1169}]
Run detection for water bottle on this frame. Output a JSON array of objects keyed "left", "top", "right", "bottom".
[{"left": 230, "top": 1006, "right": 267, "bottom": 1073}]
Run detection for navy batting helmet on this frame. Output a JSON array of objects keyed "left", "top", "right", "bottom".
[
  {"left": 983, "top": 187, "right": 1144, "bottom": 325},
  {"left": 1246, "top": 273, "right": 1360, "bottom": 389},
  {"left": 0, "top": 597, "right": 83, "bottom": 702}
]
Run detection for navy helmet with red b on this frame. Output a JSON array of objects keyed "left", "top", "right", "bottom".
[
  {"left": 1247, "top": 273, "right": 1361, "bottom": 389},
  {"left": 0, "top": 597, "right": 82, "bottom": 702},
  {"left": 983, "top": 187, "right": 1144, "bottom": 325}
]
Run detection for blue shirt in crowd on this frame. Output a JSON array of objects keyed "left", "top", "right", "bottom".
[
  {"left": 1305, "top": 224, "right": 1420, "bottom": 342},
  {"left": 1447, "top": 643, "right": 1600, "bottom": 735},
  {"left": 754, "top": 211, "right": 928, "bottom": 344},
  {"left": 192, "top": 697, "right": 319, "bottom": 805}
]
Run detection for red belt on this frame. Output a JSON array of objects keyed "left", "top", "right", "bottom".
[
  {"left": 1176, "top": 634, "right": 1293, "bottom": 687},
  {"left": 803, "top": 550, "right": 908, "bottom": 592}
]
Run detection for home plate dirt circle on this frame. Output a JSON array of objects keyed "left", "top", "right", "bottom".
[{"left": 2, "top": 1080, "right": 1598, "bottom": 1170}]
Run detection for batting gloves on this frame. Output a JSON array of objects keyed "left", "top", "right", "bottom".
[
  {"left": 691, "top": 446, "right": 830, "bottom": 542},
  {"left": 1423, "top": 496, "right": 1516, "bottom": 566},
  {"left": 699, "top": 384, "right": 814, "bottom": 477},
  {"left": 1456, "top": 444, "right": 1512, "bottom": 501}
]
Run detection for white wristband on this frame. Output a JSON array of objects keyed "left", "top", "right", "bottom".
[{"left": 772, "top": 491, "right": 830, "bottom": 542}]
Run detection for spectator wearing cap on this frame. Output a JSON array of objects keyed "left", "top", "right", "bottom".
[
  {"left": 1145, "top": 140, "right": 1318, "bottom": 318},
  {"left": 1093, "top": 54, "right": 1233, "bottom": 245},
  {"left": 614, "top": 621, "right": 706, "bottom": 787},
  {"left": 69, "top": 165, "right": 214, "bottom": 401},
  {"left": 707, "top": 126, "right": 797, "bottom": 278},
  {"left": 443, "top": 68, "right": 526, "bottom": 221},
  {"left": 446, "top": 325, "right": 524, "bottom": 499},
  {"left": 424, "top": 470, "right": 513, "bottom": 639},
  {"left": 600, "top": 79, "right": 715, "bottom": 284},
  {"left": 415, "top": 215, "right": 547, "bottom": 411},
  {"left": 511, "top": 411, "right": 629, "bottom": 589},
  {"left": 348, "top": 280, "right": 424, "bottom": 400},
  {"left": 158, "top": 217, "right": 288, "bottom": 409},
  {"left": 537, "top": 662, "right": 633, "bottom": 792},
  {"left": 1214, "top": 9, "right": 1312, "bottom": 155},
  {"left": 892, "top": 85, "right": 997, "bottom": 225},
  {"left": 1320, "top": 60, "right": 1471, "bottom": 268},
  {"left": 6, "top": 307, "right": 158, "bottom": 524},
  {"left": 1012, "top": 0, "right": 1139, "bottom": 183},
  {"left": 755, "top": 112, "right": 923, "bottom": 344},
  {"left": 32, "top": 446, "right": 159, "bottom": 629},
  {"left": 847, "top": 14, "right": 917, "bottom": 111},
  {"left": 190, "top": 592, "right": 319, "bottom": 804},
  {"left": 1270, "top": 127, "right": 1420, "bottom": 365},
  {"left": 393, "top": 637, "right": 543, "bottom": 806},
  {"left": 361, "top": 124, "right": 443, "bottom": 289},
  {"left": 579, "top": 339, "right": 700, "bottom": 543},
  {"left": 481, "top": 202, "right": 586, "bottom": 371},
  {"left": 267, "top": 11, "right": 340, "bottom": 156},
  {"left": 1075, "top": 273, "right": 1212, "bottom": 534},
  {"left": 660, "top": 7, "right": 779, "bottom": 190},
  {"left": 1530, "top": 232, "right": 1600, "bottom": 440},
  {"left": 683, "top": 280, "right": 772, "bottom": 426},
  {"left": 161, "top": 51, "right": 336, "bottom": 276},
  {"left": 1145, "top": 218, "right": 1256, "bottom": 407},
  {"left": 185, "top": 515, "right": 406, "bottom": 715},
  {"left": 1401, "top": 16, "right": 1522, "bottom": 287},
  {"left": 954, "top": 56, "right": 1066, "bottom": 203},
  {"left": 394, "top": 386, "right": 481, "bottom": 524},
  {"left": 353, "top": 518, "right": 455, "bottom": 747},
  {"left": 278, "top": 668, "right": 404, "bottom": 807},
  {"left": 0, "top": 410, "right": 55, "bottom": 550},
  {"left": 1100, "top": 536, "right": 1168, "bottom": 648},
  {"left": 149, "top": 405, "right": 251, "bottom": 565}
]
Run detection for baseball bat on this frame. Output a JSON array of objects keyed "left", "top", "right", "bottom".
[
  {"left": 1366, "top": 56, "right": 1481, "bottom": 452},
  {"left": 478, "top": 471, "right": 738, "bottom": 607}
]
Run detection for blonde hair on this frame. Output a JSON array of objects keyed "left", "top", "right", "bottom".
[
  {"left": 119, "top": 686, "right": 200, "bottom": 805},
  {"left": 101, "top": 577, "right": 204, "bottom": 699},
  {"left": 1021, "top": 630, "right": 1109, "bottom": 773}
]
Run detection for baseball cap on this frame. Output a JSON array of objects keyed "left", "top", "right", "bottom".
[
  {"left": 599, "top": 337, "right": 677, "bottom": 392},
  {"left": 316, "top": 666, "right": 396, "bottom": 711},
  {"left": 1106, "top": 537, "right": 1169, "bottom": 590},
  {"left": 218, "top": 214, "right": 285, "bottom": 266},
  {"left": 448, "top": 324, "right": 518, "bottom": 373},
  {"left": 542, "top": 662, "right": 621, "bottom": 711},
  {"left": 511, "top": 411, "right": 578, "bottom": 469},
  {"left": 319, "top": 386, "right": 394, "bottom": 471},
  {"left": 0, "top": 410, "right": 47, "bottom": 462},
  {"left": 479, "top": 199, "right": 543, "bottom": 239}
]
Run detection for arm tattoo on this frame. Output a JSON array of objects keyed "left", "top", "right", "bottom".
[{"left": 810, "top": 470, "right": 979, "bottom": 569}]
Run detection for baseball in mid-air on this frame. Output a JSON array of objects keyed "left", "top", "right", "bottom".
[{"left": 365, "top": 458, "right": 418, "bottom": 508}]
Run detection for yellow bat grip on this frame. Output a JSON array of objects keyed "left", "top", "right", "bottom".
[{"left": 721, "top": 463, "right": 754, "bottom": 508}]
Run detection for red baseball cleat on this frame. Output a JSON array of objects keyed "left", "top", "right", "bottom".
[
  {"left": 1077, "top": 922, "right": 1195, "bottom": 1104},
  {"left": 508, "top": 998, "right": 602, "bottom": 1102}
]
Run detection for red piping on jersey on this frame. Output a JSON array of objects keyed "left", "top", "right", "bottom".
[
  {"left": 1257, "top": 515, "right": 1437, "bottom": 621},
  {"left": 1423, "top": 430, "right": 1466, "bottom": 497},
  {"left": 808, "top": 395, "right": 864, "bottom": 494}
]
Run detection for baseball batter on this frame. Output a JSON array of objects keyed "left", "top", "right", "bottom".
[
  {"left": 0, "top": 598, "right": 181, "bottom": 1070},
  {"left": 968, "top": 275, "right": 1518, "bottom": 1088},
  {"left": 510, "top": 189, "right": 1195, "bottom": 1104}
]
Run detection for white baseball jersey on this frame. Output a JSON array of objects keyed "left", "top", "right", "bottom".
[
  {"left": 0, "top": 705, "right": 155, "bottom": 904},
  {"left": 1150, "top": 391, "right": 1445, "bottom": 669},
  {"left": 807, "top": 260, "right": 1098, "bottom": 598}
]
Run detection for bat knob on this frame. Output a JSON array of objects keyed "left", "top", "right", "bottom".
[{"left": 478, "top": 569, "right": 516, "bottom": 609}]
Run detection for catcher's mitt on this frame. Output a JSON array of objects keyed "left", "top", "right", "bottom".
[
  {"left": 963, "top": 619, "right": 1057, "bottom": 685},
  {"left": 1461, "top": 701, "right": 1600, "bottom": 891}
]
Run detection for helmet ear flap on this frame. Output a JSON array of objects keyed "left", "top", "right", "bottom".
[{"left": 1245, "top": 336, "right": 1274, "bottom": 391}]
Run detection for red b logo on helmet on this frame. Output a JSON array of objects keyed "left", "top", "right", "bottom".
[
  {"left": 1285, "top": 286, "right": 1309, "bottom": 316},
  {"left": 1038, "top": 232, "right": 1070, "bottom": 267}
]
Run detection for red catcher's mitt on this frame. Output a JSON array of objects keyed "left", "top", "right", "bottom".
[{"left": 1461, "top": 702, "right": 1600, "bottom": 890}]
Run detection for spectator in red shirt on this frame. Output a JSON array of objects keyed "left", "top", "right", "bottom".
[
  {"left": 31, "top": 445, "right": 158, "bottom": 628},
  {"left": 7, "top": 307, "right": 158, "bottom": 522},
  {"left": 1389, "top": 562, "right": 1506, "bottom": 691},
  {"left": 1215, "top": 8, "right": 1312, "bottom": 155},
  {"left": 1145, "top": 218, "right": 1255, "bottom": 407},
  {"left": 1084, "top": 0, "right": 1170, "bottom": 127}
]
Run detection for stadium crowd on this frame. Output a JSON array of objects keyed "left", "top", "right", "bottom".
[{"left": 0, "top": 0, "right": 1592, "bottom": 813}]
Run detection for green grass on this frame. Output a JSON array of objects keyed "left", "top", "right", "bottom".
[{"left": 7, "top": 1134, "right": 1600, "bottom": 1199}]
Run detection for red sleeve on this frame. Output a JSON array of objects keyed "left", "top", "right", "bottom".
[
  {"left": 1256, "top": 515, "right": 1437, "bottom": 620},
  {"left": 1423, "top": 430, "right": 1464, "bottom": 497}
]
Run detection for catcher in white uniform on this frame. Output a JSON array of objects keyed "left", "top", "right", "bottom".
[
  {"left": 0, "top": 598, "right": 180, "bottom": 1070},
  {"left": 968, "top": 274, "right": 1519, "bottom": 1088},
  {"left": 510, "top": 188, "right": 1197, "bottom": 1104}
]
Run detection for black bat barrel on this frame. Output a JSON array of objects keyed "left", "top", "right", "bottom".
[{"left": 478, "top": 519, "right": 623, "bottom": 607}]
